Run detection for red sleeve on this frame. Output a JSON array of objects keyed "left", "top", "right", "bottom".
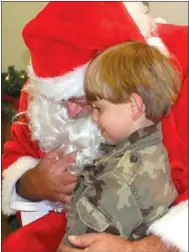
[
  {"left": 172, "top": 72, "right": 188, "bottom": 204},
  {"left": 2, "top": 81, "right": 44, "bottom": 171},
  {"left": 173, "top": 73, "right": 188, "bottom": 167},
  {"left": 162, "top": 72, "right": 188, "bottom": 205},
  {"left": 159, "top": 24, "right": 188, "bottom": 205}
]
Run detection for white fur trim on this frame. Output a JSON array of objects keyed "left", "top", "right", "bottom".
[
  {"left": 155, "top": 17, "right": 167, "bottom": 24},
  {"left": 123, "top": 3, "right": 169, "bottom": 57},
  {"left": 2, "top": 156, "right": 40, "bottom": 216},
  {"left": 147, "top": 37, "right": 170, "bottom": 56},
  {"left": 27, "top": 63, "right": 89, "bottom": 101},
  {"left": 148, "top": 200, "right": 188, "bottom": 252}
]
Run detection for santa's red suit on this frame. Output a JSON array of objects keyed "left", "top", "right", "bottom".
[{"left": 2, "top": 2, "right": 188, "bottom": 252}]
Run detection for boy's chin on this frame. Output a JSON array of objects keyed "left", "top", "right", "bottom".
[
  {"left": 104, "top": 137, "right": 118, "bottom": 145},
  {"left": 102, "top": 131, "right": 122, "bottom": 145},
  {"left": 105, "top": 137, "right": 124, "bottom": 146}
]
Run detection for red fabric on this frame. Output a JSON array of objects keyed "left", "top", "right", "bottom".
[
  {"left": 2, "top": 213, "right": 67, "bottom": 252},
  {"left": 162, "top": 74, "right": 188, "bottom": 205},
  {"left": 2, "top": 23, "right": 188, "bottom": 252},
  {"left": 23, "top": 2, "right": 145, "bottom": 78},
  {"left": 160, "top": 23, "right": 188, "bottom": 205},
  {"left": 2, "top": 83, "right": 45, "bottom": 172}
]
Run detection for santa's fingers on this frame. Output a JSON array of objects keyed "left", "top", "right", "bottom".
[
  {"left": 57, "top": 193, "right": 72, "bottom": 204},
  {"left": 57, "top": 181, "right": 77, "bottom": 194},
  {"left": 44, "top": 148, "right": 65, "bottom": 161},
  {"left": 54, "top": 159, "right": 78, "bottom": 175},
  {"left": 58, "top": 171, "right": 79, "bottom": 185},
  {"left": 54, "top": 147, "right": 65, "bottom": 159},
  {"left": 59, "top": 151, "right": 77, "bottom": 162},
  {"left": 45, "top": 149, "right": 76, "bottom": 164},
  {"left": 58, "top": 244, "right": 81, "bottom": 252}
]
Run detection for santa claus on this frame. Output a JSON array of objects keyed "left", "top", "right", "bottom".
[{"left": 2, "top": 2, "right": 188, "bottom": 252}]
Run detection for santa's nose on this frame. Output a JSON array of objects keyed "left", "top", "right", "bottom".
[{"left": 64, "top": 101, "right": 90, "bottom": 118}]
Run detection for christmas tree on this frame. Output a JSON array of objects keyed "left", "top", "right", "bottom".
[{"left": 2, "top": 66, "right": 28, "bottom": 122}]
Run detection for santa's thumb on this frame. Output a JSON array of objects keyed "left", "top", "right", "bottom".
[{"left": 68, "top": 233, "right": 103, "bottom": 248}]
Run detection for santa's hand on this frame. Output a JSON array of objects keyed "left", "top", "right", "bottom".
[
  {"left": 66, "top": 233, "right": 130, "bottom": 252},
  {"left": 58, "top": 234, "right": 130, "bottom": 252},
  {"left": 16, "top": 150, "right": 78, "bottom": 203},
  {"left": 62, "top": 233, "right": 177, "bottom": 252}
]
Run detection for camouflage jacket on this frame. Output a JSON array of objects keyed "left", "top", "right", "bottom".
[{"left": 61, "top": 123, "right": 178, "bottom": 248}]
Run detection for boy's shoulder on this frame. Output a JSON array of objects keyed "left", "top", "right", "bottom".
[
  {"left": 113, "top": 142, "right": 169, "bottom": 186},
  {"left": 114, "top": 143, "right": 177, "bottom": 215}
]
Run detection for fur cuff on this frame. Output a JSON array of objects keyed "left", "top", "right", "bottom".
[
  {"left": 2, "top": 156, "right": 39, "bottom": 216},
  {"left": 146, "top": 36, "right": 169, "bottom": 56},
  {"left": 148, "top": 200, "right": 188, "bottom": 252},
  {"left": 154, "top": 17, "right": 167, "bottom": 24}
]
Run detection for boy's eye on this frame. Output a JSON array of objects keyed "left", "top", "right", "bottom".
[{"left": 94, "top": 107, "right": 100, "bottom": 111}]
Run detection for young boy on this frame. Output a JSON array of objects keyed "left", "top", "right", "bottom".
[{"left": 59, "top": 41, "right": 181, "bottom": 249}]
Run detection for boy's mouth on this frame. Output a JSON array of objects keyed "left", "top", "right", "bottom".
[{"left": 98, "top": 125, "right": 105, "bottom": 133}]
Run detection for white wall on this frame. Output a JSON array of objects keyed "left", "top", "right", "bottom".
[
  {"left": 2, "top": 2, "right": 188, "bottom": 71},
  {"left": 150, "top": 2, "right": 188, "bottom": 25},
  {"left": 2, "top": 2, "right": 48, "bottom": 70}
]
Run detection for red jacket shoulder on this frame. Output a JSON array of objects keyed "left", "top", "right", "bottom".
[{"left": 158, "top": 24, "right": 188, "bottom": 73}]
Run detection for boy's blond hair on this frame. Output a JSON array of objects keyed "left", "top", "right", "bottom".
[{"left": 84, "top": 41, "right": 181, "bottom": 122}]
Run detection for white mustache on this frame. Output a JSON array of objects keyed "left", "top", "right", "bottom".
[{"left": 26, "top": 94, "right": 104, "bottom": 166}]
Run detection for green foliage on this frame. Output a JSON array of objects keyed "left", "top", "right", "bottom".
[
  {"left": 2, "top": 65, "right": 28, "bottom": 97},
  {"left": 1, "top": 102, "right": 16, "bottom": 122},
  {"left": 2, "top": 66, "right": 28, "bottom": 122}
]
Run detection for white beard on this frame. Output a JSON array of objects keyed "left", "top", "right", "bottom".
[{"left": 25, "top": 87, "right": 104, "bottom": 168}]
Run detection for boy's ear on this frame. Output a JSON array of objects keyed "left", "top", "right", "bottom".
[{"left": 129, "top": 93, "right": 144, "bottom": 120}]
